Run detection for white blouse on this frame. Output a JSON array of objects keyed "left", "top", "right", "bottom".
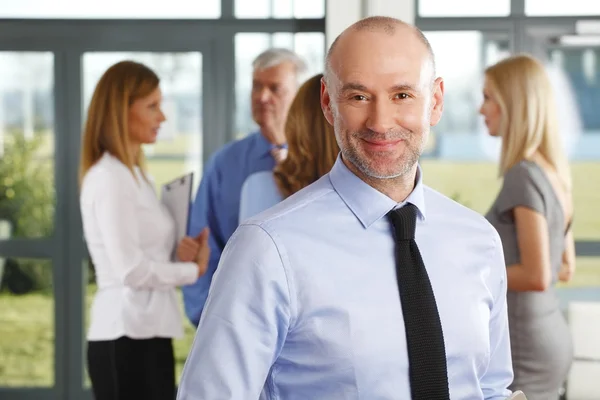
[{"left": 80, "top": 152, "right": 198, "bottom": 341}]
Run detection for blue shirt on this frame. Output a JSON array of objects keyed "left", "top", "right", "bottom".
[
  {"left": 183, "top": 132, "right": 276, "bottom": 325},
  {"left": 239, "top": 170, "right": 283, "bottom": 222},
  {"left": 178, "top": 156, "right": 513, "bottom": 400}
]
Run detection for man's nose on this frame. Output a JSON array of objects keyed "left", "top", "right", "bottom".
[
  {"left": 258, "top": 87, "right": 271, "bottom": 103},
  {"left": 366, "top": 99, "right": 396, "bottom": 134}
]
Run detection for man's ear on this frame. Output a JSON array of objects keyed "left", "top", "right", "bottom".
[
  {"left": 321, "top": 77, "right": 335, "bottom": 126},
  {"left": 429, "top": 77, "right": 444, "bottom": 127}
]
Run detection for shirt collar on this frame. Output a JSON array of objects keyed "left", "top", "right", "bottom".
[{"left": 328, "top": 155, "right": 426, "bottom": 229}]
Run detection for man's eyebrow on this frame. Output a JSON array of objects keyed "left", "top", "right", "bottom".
[
  {"left": 339, "top": 82, "right": 368, "bottom": 93},
  {"left": 390, "top": 84, "right": 418, "bottom": 92},
  {"left": 339, "top": 82, "right": 419, "bottom": 94}
]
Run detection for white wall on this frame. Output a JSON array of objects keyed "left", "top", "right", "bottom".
[{"left": 326, "top": 0, "right": 416, "bottom": 48}]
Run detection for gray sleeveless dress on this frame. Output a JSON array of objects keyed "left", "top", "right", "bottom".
[{"left": 485, "top": 160, "right": 573, "bottom": 400}]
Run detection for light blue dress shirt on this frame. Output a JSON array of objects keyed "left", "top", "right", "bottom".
[
  {"left": 178, "top": 156, "right": 513, "bottom": 400},
  {"left": 183, "top": 132, "right": 276, "bottom": 326},
  {"left": 239, "top": 170, "right": 283, "bottom": 222}
]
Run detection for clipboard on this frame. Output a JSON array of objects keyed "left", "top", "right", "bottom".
[{"left": 161, "top": 172, "right": 194, "bottom": 243}]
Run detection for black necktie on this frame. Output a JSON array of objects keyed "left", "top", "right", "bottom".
[{"left": 388, "top": 204, "right": 450, "bottom": 399}]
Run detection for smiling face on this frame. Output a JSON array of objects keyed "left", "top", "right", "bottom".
[
  {"left": 128, "top": 87, "right": 166, "bottom": 146},
  {"left": 479, "top": 77, "right": 502, "bottom": 137},
  {"left": 321, "top": 26, "right": 444, "bottom": 180}
]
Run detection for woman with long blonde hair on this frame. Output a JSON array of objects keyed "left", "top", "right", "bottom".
[
  {"left": 239, "top": 73, "right": 339, "bottom": 220},
  {"left": 79, "top": 60, "right": 209, "bottom": 400},
  {"left": 481, "top": 54, "right": 574, "bottom": 399}
]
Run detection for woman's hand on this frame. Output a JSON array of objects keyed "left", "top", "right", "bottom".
[
  {"left": 194, "top": 227, "right": 210, "bottom": 277},
  {"left": 558, "top": 262, "right": 575, "bottom": 282},
  {"left": 176, "top": 234, "right": 202, "bottom": 262},
  {"left": 176, "top": 228, "right": 211, "bottom": 278}
]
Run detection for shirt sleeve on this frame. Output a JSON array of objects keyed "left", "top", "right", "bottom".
[
  {"left": 93, "top": 168, "right": 198, "bottom": 289},
  {"left": 182, "top": 154, "right": 226, "bottom": 326},
  {"left": 177, "top": 223, "right": 293, "bottom": 400},
  {"left": 481, "top": 230, "right": 514, "bottom": 400},
  {"left": 496, "top": 163, "right": 545, "bottom": 216}
]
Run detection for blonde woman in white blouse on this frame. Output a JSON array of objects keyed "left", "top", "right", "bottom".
[{"left": 79, "top": 60, "right": 209, "bottom": 400}]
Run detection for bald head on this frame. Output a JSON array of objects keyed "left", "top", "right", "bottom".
[{"left": 324, "top": 16, "right": 436, "bottom": 86}]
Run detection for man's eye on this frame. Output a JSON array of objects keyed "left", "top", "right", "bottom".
[
  {"left": 353, "top": 95, "right": 366, "bottom": 101},
  {"left": 396, "top": 93, "right": 409, "bottom": 99}
]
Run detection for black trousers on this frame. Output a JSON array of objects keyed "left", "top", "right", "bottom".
[{"left": 87, "top": 336, "right": 176, "bottom": 400}]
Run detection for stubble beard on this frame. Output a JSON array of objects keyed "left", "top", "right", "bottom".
[{"left": 333, "top": 115, "right": 423, "bottom": 180}]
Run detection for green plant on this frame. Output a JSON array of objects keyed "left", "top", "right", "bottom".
[{"left": 0, "top": 132, "right": 54, "bottom": 293}]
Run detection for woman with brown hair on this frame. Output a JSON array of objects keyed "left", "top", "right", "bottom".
[
  {"left": 239, "top": 73, "right": 339, "bottom": 220},
  {"left": 79, "top": 60, "right": 209, "bottom": 400},
  {"left": 481, "top": 54, "right": 575, "bottom": 399}
]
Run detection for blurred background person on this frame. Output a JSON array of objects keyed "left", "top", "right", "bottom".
[
  {"left": 239, "top": 73, "right": 339, "bottom": 220},
  {"left": 481, "top": 53, "right": 575, "bottom": 400},
  {"left": 183, "top": 48, "right": 307, "bottom": 326},
  {"left": 79, "top": 60, "right": 210, "bottom": 400}
]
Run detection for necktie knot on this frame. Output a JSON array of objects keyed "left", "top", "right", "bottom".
[
  {"left": 388, "top": 203, "right": 417, "bottom": 241},
  {"left": 270, "top": 145, "right": 288, "bottom": 164}
]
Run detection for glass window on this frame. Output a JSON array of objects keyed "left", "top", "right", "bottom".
[
  {"left": 0, "top": 257, "right": 54, "bottom": 387},
  {"left": 82, "top": 52, "right": 203, "bottom": 195},
  {"left": 235, "top": 0, "right": 325, "bottom": 18},
  {"left": 548, "top": 48, "right": 600, "bottom": 241},
  {"left": 0, "top": 52, "right": 55, "bottom": 239},
  {"left": 234, "top": 32, "right": 325, "bottom": 138},
  {"left": 526, "top": 0, "right": 600, "bottom": 16},
  {"left": 419, "top": 0, "right": 510, "bottom": 17},
  {"left": 0, "top": 0, "right": 220, "bottom": 19},
  {"left": 420, "top": 31, "right": 510, "bottom": 214}
]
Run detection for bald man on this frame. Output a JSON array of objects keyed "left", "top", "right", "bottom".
[{"left": 178, "top": 16, "right": 513, "bottom": 400}]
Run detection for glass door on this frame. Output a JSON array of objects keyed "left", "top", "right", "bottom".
[
  {"left": 78, "top": 50, "right": 209, "bottom": 394},
  {"left": 80, "top": 50, "right": 205, "bottom": 388}
]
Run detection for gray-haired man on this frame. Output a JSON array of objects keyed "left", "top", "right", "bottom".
[{"left": 183, "top": 48, "right": 308, "bottom": 326}]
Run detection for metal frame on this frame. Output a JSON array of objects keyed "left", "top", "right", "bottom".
[
  {"left": 0, "top": 0, "right": 325, "bottom": 397},
  {"left": 415, "top": 0, "right": 600, "bottom": 259}
]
